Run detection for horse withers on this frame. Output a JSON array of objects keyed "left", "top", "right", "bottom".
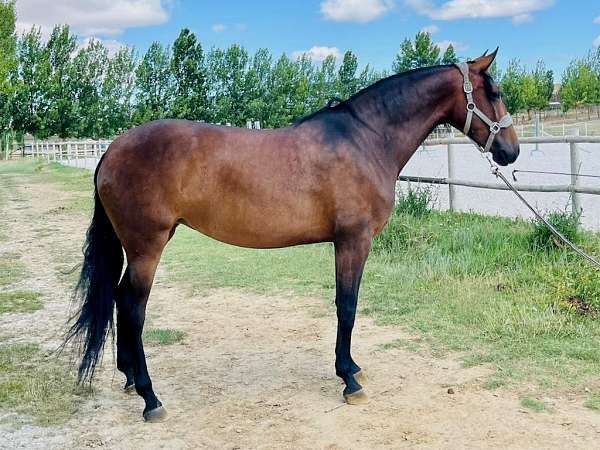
[{"left": 65, "top": 50, "right": 519, "bottom": 421}]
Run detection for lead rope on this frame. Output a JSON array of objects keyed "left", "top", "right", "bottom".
[{"left": 482, "top": 154, "right": 600, "bottom": 270}]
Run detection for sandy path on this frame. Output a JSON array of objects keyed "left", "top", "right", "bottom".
[{"left": 1, "top": 167, "right": 600, "bottom": 449}]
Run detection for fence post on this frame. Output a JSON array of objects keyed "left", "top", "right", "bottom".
[
  {"left": 447, "top": 134, "right": 457, "bottom": 211},
  {"left": 569, "top": 128, "right": 582, "bottom": 216}
]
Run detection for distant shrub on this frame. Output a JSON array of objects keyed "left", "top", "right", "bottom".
[
  {"left": 395, "top": 185, "right": 434, "bottom": 218},
  {"left": 529, "top": 210, "right": 579, "bottom": 251}
]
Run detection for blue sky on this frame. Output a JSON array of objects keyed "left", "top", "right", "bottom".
[{"left": 14, "top": 1, "right": 600, "bottom": 78}]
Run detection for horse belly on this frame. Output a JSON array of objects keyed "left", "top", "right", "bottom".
[{"left": 181, "top": 192, "right": 333, "bottom": 249}]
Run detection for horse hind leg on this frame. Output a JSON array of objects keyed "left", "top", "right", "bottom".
[
  {"left": 118, "top": 230, "right": 170, "bottom": 422},
  {"left": 116, "top": 267, "right": 135, "bottom": 392}
]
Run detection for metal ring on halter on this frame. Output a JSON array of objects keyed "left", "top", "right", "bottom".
[
  {"left": 467, "top": 102, "right": 476, "bottom": 111},
  {"left": 490, "top": 122, "right": 501, "bottom": 134}
]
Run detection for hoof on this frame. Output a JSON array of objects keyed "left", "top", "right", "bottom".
[
  {"left": 353, "top": 370, "right": 367, "bottom": 385},
  {"left": 143, "top": 405, "right": 167, "bottom": 423},
  {"left": 344, "top": 389, "right": 369, "bottom": 405},
  {"left": 124, "top": 383, "right": 135, "bottom": 394}
]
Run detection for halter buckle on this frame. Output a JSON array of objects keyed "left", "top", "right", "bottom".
[
  {"left": 466, "top": 102, "right": 476, "bottom": 112},
  {"left": 490, "top": 122, "right": 501, "bottom": 134},
  {"left": 463, "top": 81, "right": 473, "bottom": 94}
]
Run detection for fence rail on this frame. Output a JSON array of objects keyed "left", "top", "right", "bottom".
[{"left": 409, "top": 131, "right": 600, "bottom": 215}]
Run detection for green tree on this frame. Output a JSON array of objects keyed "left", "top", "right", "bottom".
[
  {"left": 0, "top": 0, "right": 16, "bottom": 133},
  {"left": 71, "top": 39, "right": 108, "bottom": 138},
  {"left": 43, "top": 25, "right": 77, "bottom": 138},
  {"left": 310, "top": 54, "right": 338, "bottom": 109},
  {"left": 337, "top": 50, "right": 359, "bottom": 99},
  {"left": 11, "top": 27, "right": 48, "bottom": 138},
  {"left": 207, "top": 44, "right": 249, "bottom": 125},
  {"left": 525, "top": 60, "right": 553, "bottom": 115},
  {"left": 500, "top": 59, "right": 526, "bottom": 114},
  {"left": 393, "top": 38, "right": 415, "bottom": 73},
  {"left": 393, "top": 32, "right": 440, "bottom": 73},
  {"left": 441, "top": 44, "right": 458, "bottom": 64},
  {"left": 100, "top": 47, "right": 136, "bottom": 137},
  {"left": 357, "top": 64, "right": 382, "bottom": 90},
  {"left": 292, "top": 55, "right": 314, "bottom": 119},
  {"left": 170, "top": 28, "right": 208, "bottom": 121},
  {"left": 560, "top": 58, "right": 597, "bottom": 119},
  {"left": 265, "top": 53, "right": 300, "bottom": 127},
  {"left": 134, "top": 41, "right": 173, "bottom": 123},
  {"left": 243, "top": 48, "right": 273, "bottom": 125}
]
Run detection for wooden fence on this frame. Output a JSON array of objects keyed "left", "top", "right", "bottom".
[
  {"left": 22, "top": 140, "right": 112, "bottom": 167},
  {"left": 406, "top": 131, "right": 600, "bottom": 215}
]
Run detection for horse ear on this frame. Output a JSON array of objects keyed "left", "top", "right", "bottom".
[{"left": 471, "top": 47, "right": 498, "bottom": 72}]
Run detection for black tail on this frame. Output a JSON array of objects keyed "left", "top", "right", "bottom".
[{"left": 65, "top": 169, "right": 124, "bottom": 383}]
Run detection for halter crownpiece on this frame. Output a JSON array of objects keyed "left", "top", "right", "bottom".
[{"left": 455, "top": 62, "right": 513, "bottom": 153}]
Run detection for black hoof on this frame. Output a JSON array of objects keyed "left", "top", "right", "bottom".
[{"left": 143, "top": 402, "right": 167, "bottom": 423}]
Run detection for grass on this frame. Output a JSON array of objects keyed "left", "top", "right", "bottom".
[
  {"left": 0, "top": 160, "right": 94, "bottom": 214},
  {"left": 530, "top": 209, "right": 580, "bottom": 251},
  {"left": 0, "top": 291, "right": 43, "bottom": 314},
  {"left": 0, "top": 253, "right": 26, "bottom": 288},
  {"left": 520, "top": 397, "right": 549, "bottom": 413},
  {"left": 3, "top": 160, "right": 600, "bottom": 401},
  {"left": 143, "top": 328, "right": 186, "bottom": 346},
  {"left": 584, "top": 394, "right": 600, "bottom": 411},
  {"left": 0, "top": 343, "right": 86, "bottom": 425}
]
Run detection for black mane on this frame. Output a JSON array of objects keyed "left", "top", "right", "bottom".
[{"left": 293, "top": 64, "right": 452, "bottom": 126}]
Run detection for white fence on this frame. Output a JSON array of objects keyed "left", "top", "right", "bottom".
[{"left": 410, "top": 133, "right": 600, "bottom": 216}]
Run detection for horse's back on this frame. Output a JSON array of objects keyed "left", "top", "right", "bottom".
[{"left": 96, "top": 120, "right": 350, "bottom": 248}]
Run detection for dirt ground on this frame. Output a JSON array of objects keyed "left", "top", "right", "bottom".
[{"left": 2, "top": 172, "right": 600, "bottom": 450}]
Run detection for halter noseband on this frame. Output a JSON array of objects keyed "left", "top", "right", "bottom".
[{"left": 455, "top": 62, "right": 513, "bottom": 153}]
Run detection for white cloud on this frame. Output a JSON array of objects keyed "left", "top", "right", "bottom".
[
  {"left": 594, "top": 36, "right": 600, "bottom": 48},
  {"left": 292, "top": 46, "right": 342, "bottom": 62},
  {"left": 211, "top": 23, "right": 247, "bottom": 33},
  {"left": 406, "top": 0, "right": 553, "bottom": 23},
  {"left": 595, "top": 15, "right": 600, "bottom": 24},
  {"left": 321, "top": 0, "right": 394, "bottom": 23},
  {"left": 15, "top": 0, "right": 170, "bottom": 37},
  {"left": 435, "top": 40, "right": 468, "bottom": 53},
  {"left": 512, "top": 14, "right": 533, "bottom": 25},
  {"left": 421, "top": 24, "right": 440, "bottom": 34}
]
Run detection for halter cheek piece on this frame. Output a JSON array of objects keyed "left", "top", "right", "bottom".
[{"left": 455, "top": 62, "right": 513, "bottom": 153}]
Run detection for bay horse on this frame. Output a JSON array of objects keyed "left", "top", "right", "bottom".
[{"left": 66, "top": 50, "right": 519, "bottom": 421}]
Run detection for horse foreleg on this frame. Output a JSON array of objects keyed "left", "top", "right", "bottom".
[{"left": 333, "top": 230, "right": 371, "bottom": 405}]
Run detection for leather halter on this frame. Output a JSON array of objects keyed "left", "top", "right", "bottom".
[{"left": 455, "top": 62, "right": 513, "bottom": 153}]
